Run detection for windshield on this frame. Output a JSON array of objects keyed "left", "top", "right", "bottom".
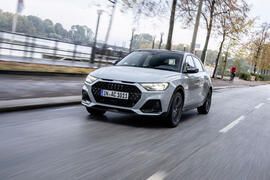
[{"left": 116, "top": 51, "right": 183, "bottom": 72}]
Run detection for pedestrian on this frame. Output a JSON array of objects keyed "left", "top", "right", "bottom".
[{"left": 230, "top": 66, "right": 236, "bottom": 81}]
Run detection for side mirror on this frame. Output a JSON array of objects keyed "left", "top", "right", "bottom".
[{"left": 185, "top": 67, "right": 199, "bottom": 74}]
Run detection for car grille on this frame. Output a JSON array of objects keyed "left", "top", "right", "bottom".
[{"left": 91, "top": 81, "right": 141, "bottom": 107}]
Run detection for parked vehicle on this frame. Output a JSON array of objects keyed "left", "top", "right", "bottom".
[{"left": 82, "top": 50, "right": 212, "bottom": 127}]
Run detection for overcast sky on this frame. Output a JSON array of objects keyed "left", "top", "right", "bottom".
[{"left": 0, "top": 0, "right": 269, "bottom": 50}]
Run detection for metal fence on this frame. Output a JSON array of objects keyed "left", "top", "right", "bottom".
[{"left": 0, "top": 30, "right": 129, "bottom": 67}]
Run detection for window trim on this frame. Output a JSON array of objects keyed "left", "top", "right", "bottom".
[
  {"left": 192, "top": 55, "right": 205, "bottom": 72},
  {"left": 182, "top": 55, "right": 196, "bottom": 73}
]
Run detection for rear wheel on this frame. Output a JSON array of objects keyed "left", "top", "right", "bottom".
[
  {"left": 86, "top": 107, "right": 106, "bottom": 116},
  {"left": 165, "top": 92, "right": 184, "bottom": 128},
  {"left": 197, "top": 90, "right": 212, "bottom": 114}
]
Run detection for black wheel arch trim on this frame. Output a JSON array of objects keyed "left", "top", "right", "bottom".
[{"left": 166, "top": 85, "right": 185, "bottom": 113}]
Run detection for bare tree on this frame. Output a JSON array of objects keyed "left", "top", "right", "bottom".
[
  {"left": 212, "top": 0, "right": 251, "bottom": 78},
  {"left": 249, "top": 23, "right": 270, "bottom": 74},
  {"left": 259, "top": 44, "right": 270, "bottom": 75},
  {"left": 178, "top": 0, "right": 248, "bottom": 63},
  {"left": 121, "top": 0, "right": 179, "bottom": 50}
]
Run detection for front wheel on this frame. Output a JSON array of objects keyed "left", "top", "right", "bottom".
[
  {"left": 197, "top": 90, "right": 212, "bottom": 114},
  {"left": 165, "top": 92, "right": 184, "bottom": 128},
  {"left": 86, "top": 107, "right": 106, "bottom": 116}
]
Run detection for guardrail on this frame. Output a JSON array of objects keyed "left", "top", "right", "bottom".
[{"left": 0, "top": 30, "right": 128, "bottom": 66}]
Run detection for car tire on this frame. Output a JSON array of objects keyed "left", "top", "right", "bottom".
[
  {"left": 197, "top": 90, "right": 212, "bottom": 114},
  {"left": 86, "top": 107, "right": 106, "bottom": 116},
  {"left": 165, "top": 92, "right": 184, "bottom": 128}
]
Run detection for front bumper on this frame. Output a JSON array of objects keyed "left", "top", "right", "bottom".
[{"left": 81, "top": 80, "right": 174, "bottom": 116}]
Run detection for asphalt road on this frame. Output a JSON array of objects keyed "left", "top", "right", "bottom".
[
  {"left": 0, "top": 85, "right": 270, "bottom": 180},
  {"left": 0, "top": 74, "right": 85, "bottom": 100}
]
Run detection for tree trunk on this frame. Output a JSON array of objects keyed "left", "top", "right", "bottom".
[
  {"left": 201, "top": 0, "right": 216, "bottom": 63},
  {"left": 190, "top": 0, "right": 203, "bottom": 53},
  {"left": 152, "top": 36, "right": 155, "bottom": 49},
  {"left": 253, "top": 62, "right": 257, "bottom": 74},
  {"left": 166, "top": 0, "right": 177, "bottom": 50},
  {"left": 212, "top": 33, "right": 226, "bottom": 78},
  {"left": 221, "top": 51, "right": 228, "bottom": 79},
  {"left": 201, "top": 28, "right": 211, "bottom": 63}
]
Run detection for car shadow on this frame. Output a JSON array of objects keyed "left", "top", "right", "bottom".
[{"left": 86, "top": 110, "right": 199, "bottom": 129}]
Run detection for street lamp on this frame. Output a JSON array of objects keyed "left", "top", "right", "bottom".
[
  {"left": 129, "top": 28, "right": 135, "bottom": 52},
  {"left": 90, "top": 9, "right": 103, "bottom": 64},
  {"left": 12, "top": 0, "right": 24, "bottom": 33}
]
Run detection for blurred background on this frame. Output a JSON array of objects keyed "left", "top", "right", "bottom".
[
  {"left": 1, "top": 1, "right": 270, "bottom": 179},
  {"left": 0, "top": 0, "right": 269, "bottom": 102}
]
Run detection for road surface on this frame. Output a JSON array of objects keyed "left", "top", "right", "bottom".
[
  {"left": 0, "top": 85, "right": 270, "bottom": 180},
  {"left": 0, "top": 74, "right": 85, "bottom": 100}
]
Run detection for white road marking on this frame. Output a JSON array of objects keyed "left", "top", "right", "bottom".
[
  {"left": 219, "top": 116, "right": 245, "bottom": 133},
  {"left": 147, "top": 171, "right": 167, "bottom": 180},
  {"left": 254, "top": 103, "right": 265, "bottom": 109}
]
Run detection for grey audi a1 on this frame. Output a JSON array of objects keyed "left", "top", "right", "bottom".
[{"left": 82, "top": 49, "right": 212, "bottom": 127}]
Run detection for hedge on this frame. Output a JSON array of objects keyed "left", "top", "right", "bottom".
[{"left": 239, "top": 73, "right": 251, "bottom": 81}]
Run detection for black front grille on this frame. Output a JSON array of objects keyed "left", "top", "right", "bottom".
[{"left": 91, "top": 81, "right": 141, "bottom": 107}]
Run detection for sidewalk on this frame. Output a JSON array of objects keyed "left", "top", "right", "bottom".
[{"left": 212, "top": 77, "right": 270, "bottom": 90}]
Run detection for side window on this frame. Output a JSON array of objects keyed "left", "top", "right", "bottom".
[
  {"left": 183, "top": 56, "right": 195, "bottom": 72},
  {"left": 193, "top": 57, "right": 204, "bottom": 72}
]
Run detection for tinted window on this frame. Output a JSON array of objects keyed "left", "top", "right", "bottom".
[
  {"left": 193, "top": 57, "right": 204, "bottom": 72},
  {"left": 183, "top": 56, "right": 195, "bottom": 72},
  {"left": 116, "top": 51, "right": 183, "bottom": 72}
]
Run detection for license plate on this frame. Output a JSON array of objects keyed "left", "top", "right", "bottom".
[{"left": 100, "top": 89, "right": 129, "bottom": 100}]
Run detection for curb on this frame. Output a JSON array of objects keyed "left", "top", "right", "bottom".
[
  {"left": 212, "top": 84, "right": 257, "bottom": 90},
  {"left": 0, "top": 96, "right": 81, "bottom": 113},
  {"left": 0, "top": 70, "right": 89, "bottom": 77}
]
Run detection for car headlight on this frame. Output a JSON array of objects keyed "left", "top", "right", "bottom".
[
  {"left": 85, "top": 75, "right": 97, "bottom": 83},
  {"left": 141, "top": 83, "right": 169, "bottom": 91}
]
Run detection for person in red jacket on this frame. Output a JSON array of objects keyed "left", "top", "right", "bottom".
[{"left": 230, "top": 66, "right": 237, "bottom": 81}]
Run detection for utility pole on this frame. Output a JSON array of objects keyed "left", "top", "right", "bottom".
[
  {"left": 158, "top": 32, "right": 164, "bottom": 49},
  {"left": 90, "top": 10, "right": 103, "bottom": 64},
  {"left": 129, "top": 28, "right": 135, "bottom": 52},
  {"left": 103, "top": 0, "right": 117, "bottom": 50},
  {"left": 190, "top": 0, "right": 203, "bottom": 53}
]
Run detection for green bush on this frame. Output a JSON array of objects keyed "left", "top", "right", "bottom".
[
  {"left": 250, "top": 73, "right": 270, "bottom": 81},
  {"left": 260, "top": 75, "right": 270, "bottom": 81},
  {"left": 239, "top": 73, "right": 251, "bottom": 81}
]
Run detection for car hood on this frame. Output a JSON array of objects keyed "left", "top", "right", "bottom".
[{"left": 91, "top": 66, "right": 180, "bottom": 82}]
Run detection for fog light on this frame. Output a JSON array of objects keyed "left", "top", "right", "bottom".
[
  {"left": 82, "top": 90, "right": 91, "bottom": 102},
  {"left": 140, "top": 100, "right": 162, "bottom": 113}
]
